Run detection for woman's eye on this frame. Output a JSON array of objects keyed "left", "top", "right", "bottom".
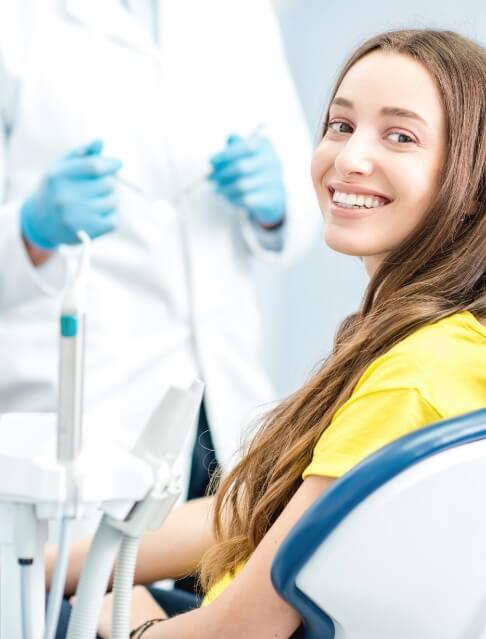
[
  {"left": 387, "top": 131, "right": 416, "bottom": 144},
  {"left": 328, "top": 121, "right": 353, "bottom": 134}
]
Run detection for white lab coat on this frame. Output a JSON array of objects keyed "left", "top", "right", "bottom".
[{"left": 0, "top": 0, "right": 318, "bottom": 492}]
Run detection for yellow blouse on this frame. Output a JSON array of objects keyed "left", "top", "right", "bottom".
[{"left": 204, "top": 312, "right": 486, "bottom": 604}]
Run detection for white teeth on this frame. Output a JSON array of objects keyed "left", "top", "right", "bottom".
[
  {"left": 331, "top": 190, "right": 388, "bottom": 209},
  {"left": 333, "top": 191, "right": 346, "bottom": 203}
]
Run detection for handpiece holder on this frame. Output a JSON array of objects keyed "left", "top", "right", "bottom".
[{"left": 65, "top": 379, "right": 204, "bottom": 639}]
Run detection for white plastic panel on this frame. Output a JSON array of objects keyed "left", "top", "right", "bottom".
[{"left": 297, "top": 440, "right": 486, "bottom": 639}]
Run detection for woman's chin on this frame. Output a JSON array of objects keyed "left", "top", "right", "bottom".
[
  {"left": 323, "top": 227, "right": 368, "bottom": 257},
  {"left": 323, "top": 226, "right": 392, "bottom": 259}
]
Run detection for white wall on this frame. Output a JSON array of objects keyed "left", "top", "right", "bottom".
[{"left": 260, "top": 0, "right": 485, "bottom": 397}]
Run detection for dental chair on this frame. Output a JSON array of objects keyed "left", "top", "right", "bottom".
[{"left": 271, "top": 408, "right": 486, "bottom": 639}]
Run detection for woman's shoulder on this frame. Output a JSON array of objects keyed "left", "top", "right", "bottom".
[
  {"left": 304, "top": 313, "right": 485, "bottom": 480},
  {"left": 389, "top": 311, "right": 485, "bottom": 364},
  {"left": 355, "top": 311, "right": 486, "bottom": 404}
]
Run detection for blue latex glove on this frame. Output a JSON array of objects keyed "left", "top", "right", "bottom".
[
  {"left": 20, "top": 139, "right": 123, "bottom": 250},
  {"left": 209, "top": 134, "right": 286, "bottom": 227}
]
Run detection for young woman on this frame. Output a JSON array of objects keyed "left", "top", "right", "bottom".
[{"left": 53, "top": 28, "right": 486, "bottom": 638}]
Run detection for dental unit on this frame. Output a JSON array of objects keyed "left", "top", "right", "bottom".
[{"left": 0, "top": 233, "right": 203, "bottom": 639}]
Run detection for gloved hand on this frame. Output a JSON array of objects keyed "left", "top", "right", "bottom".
[
  {"left": 20, "top": 139, "right": 123, "bottom": 250},
  {"left": 209, "top": 134, "right": 286, "bottom": 227}
]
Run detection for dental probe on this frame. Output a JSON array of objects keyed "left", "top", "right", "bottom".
[
  {"left": 115, "top": 174, "right": 161, "bottom": 203},
  {"left": 171, "top": 121, "right": 267, "bottom": 204},
  {"left": 115, "top": 121, "right": 267, "bottom": 206}
]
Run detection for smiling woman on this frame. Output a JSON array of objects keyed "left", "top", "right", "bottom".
[
  {"left": 197, "top": 28, "right": 486, "bottom": 634},
  {"left": 59, "top": 30, "right": 486, "bottom": 639},
  {"left": 312, "top": 49, "right": 448, "bottom": 273}
]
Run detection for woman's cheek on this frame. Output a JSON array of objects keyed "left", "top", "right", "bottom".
[
  {"left": 310, "top": 145, "right": 329, "bottom": 190},
  {"left": 404, "top": 170, "right": 437, "bottom": 218}
]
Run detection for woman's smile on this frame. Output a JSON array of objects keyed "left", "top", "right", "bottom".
[{"left": 326, "top": 182, "right": 393, "bottom": 219}]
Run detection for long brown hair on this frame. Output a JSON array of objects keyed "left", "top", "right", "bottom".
[{"left": 200, "top": 29, "right": 486, "bottom": 590}]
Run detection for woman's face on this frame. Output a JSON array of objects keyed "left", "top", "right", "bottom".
[{"left": 311, "top": 51, "right": 447, "bottom": 276}]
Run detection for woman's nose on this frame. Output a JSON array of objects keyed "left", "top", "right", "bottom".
[{"left": 334, "top": 133, "right": 374, "bottom": 178}]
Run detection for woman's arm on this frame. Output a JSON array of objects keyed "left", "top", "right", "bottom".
[
  {"left": 46, "top": 496, "right": 215, "bottom": 596},
  {"left": 114, "top": 475, "right": 334, "bottom": 639}
]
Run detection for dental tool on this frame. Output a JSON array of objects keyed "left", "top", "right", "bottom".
[
  {"left": 115, "top": 174, "right": 161, "bottom": 204},
  {"left": 57, "top": 231, "right": 90, "bottom": 463},
  {"left": 44, "top": 231, "right": 91, "bottom": 639},
  {"left": 116, "top": 121, "right": 267, "bottom": 206}
]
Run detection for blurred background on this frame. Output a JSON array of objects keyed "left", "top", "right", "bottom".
[{"left": 261, "top": 0, "right": 485, "bottom": 397}]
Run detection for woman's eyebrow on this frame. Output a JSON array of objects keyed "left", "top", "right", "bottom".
[
  {"left": 331, "top": 97, "right": 354, "bottom": 109},
  {"left": 331, "top": 97, "right": 428, "bottom": 126},
  {"left": 380, "top": 106, "right": 428, "bottom": 126}
]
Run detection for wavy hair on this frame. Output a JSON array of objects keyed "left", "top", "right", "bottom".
[{"left": 200, "top": 29, "right": 486, "bottom": 590}]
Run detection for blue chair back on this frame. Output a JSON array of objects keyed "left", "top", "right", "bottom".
[{"left": 272, "top": 408, "right": 486, "bottom": 639}]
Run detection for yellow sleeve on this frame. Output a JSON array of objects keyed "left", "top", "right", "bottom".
[{"left": 303, "top": 388, "right": 442, "bottom": 479}]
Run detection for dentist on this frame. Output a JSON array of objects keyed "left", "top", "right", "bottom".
[{"left": 0, "top": 0, "right": 317, "bottom": 506}]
